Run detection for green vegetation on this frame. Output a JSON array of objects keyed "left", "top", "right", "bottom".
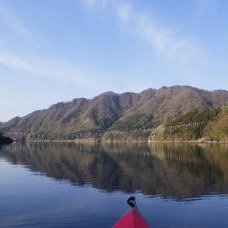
[
  {"left": 0, "top": 86, "right": 228, "bottom": 141},
  {"left": 208, "top": 111, "right": 228, "bottom": 141},
  {"left": 150, "top": 106, "right": 228, "bottom": 142},
  {"left": 110, "top": 114, "right": 154, "bottom": 132},
  {"left": 28, "top": 129, "right": 103, "bottom": 140},
  {"left": 165, "top": 107, "right": 221, "bottom": 126}
]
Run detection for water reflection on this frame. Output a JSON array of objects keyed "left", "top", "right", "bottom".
[{"left": 0, "top": 142, "right": 228, "bottom": 200}]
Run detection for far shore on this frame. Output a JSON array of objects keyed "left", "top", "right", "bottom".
[
  {"left": 148, "top": 140, "right": 228, "bottom": 144},
  {"left": 24, "top": 139, "right": 228, "bottom": 144}
]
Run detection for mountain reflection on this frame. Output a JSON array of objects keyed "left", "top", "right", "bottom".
[{"left": 0, "top": 142, "right": 228, "bottom": 200}]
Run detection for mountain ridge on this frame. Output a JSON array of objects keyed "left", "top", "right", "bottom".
[{"left": 1, "top": 86, "right": 228, "bottom": 139}]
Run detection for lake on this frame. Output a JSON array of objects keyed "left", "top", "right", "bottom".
[{"left": 0, "top": 142, "right": 228, "bottom": 227}]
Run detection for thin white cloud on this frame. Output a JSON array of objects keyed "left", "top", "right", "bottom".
[
  {"left": 0, "top": 5, "right": 32, "bottom": 41},
  {"left": 82, "top": 0, "right": 204, "bottom": 66},
  {"left": 0, "top": 3, "right": 44, "bottom": 47},
  {"left": 116, "top": 3, "right": 131, "bottom": 21},
  {"left": 0, "top": 1, "right": 113, "bottom": 94},
  {"left": 0, "top": 51, "right": 108, "bottom": 91},
  {"left": 82, "top": 0, "right": 110, "bottom": 8},
  {"left": 136, "top": 14, "right": 201, "bottom": 65},
  {"left": 82, "top": 0, "right": 96, "bottom": 8},
  {"left": 0, "top": 52, "right": 42, "bottom": 74}
]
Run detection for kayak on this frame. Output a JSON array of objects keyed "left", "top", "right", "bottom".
[{"left": 112, "top": 197, "right": 151, "bottom": 228}]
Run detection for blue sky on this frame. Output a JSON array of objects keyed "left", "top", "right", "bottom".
[{"left": 0, "top": 0, "right": 227, "bottom": 121}]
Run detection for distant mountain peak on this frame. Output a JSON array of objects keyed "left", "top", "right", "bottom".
[{"left": 1, "top": 86, "right": 228, "bottom": 135}]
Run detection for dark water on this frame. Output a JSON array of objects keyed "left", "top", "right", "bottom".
[{"left": 0, "top": 142, "right": 228, "bottom": 228}]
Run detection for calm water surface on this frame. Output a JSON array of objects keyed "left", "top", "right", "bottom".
[{"left": 0, "top": 142, "right": 228, "bottom": 227}]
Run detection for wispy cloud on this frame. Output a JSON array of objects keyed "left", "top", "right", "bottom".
[
  {"left": 0, "top": 51, "right": 108, "bottom": 91},
  {"left": 0, "top": 2, "right": 111, "bottom": 93},
  {"left": 82, "top": 0, "right": 204, "bottom": 66},
  {"left": 136, "top": 14, "right": 200, "bottom": 65},
  {"left": 0, "top": 4, "right": 38, "bottom": 44},
  {"left": 116, "top": 3, "right": 132, "bottom": 21},
  {"left": 82, "top": 0, "right": 110, "bottom": 9}
]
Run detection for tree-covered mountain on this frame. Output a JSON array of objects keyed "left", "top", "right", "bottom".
[
  {"left": 1, "top": 86, "right": 228, "bottom": 140},
  {"left": 150, "top": 106, "right": 228, "bottom": 142}
]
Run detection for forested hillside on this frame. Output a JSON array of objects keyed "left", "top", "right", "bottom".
[
  {"left": 1, "top": 86, "right": 228, "bottom": 141},
  {"left": 150, "top": 106, "right": 228, "bottom": 142}
]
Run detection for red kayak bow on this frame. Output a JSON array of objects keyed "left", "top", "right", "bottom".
[{"left": 112, "top": 197, "right": 151, "bottom": 228}]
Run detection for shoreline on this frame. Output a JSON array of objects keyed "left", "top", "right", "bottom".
[
  {"left": 25, "top": 139, "right": 228, "bottom": 144},
  {"left": 148, "top": 140, "right": 228, "bottom": 144}
]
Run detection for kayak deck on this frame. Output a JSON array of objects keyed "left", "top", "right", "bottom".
[{"left": 113, "top": 208, "right": 151, "bottom": 228}]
